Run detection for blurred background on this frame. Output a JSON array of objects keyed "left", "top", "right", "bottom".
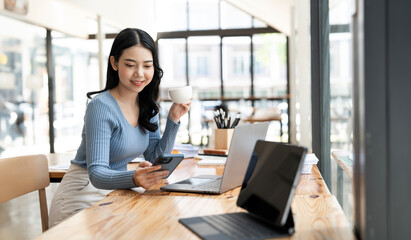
[
  {"left": 0, "top": 0, "right": 353, "bottom": 157},
  {"left": 2, "top": 0, "right": 410, "bottom": 239},
  {"left": 0, "top": 1, "right": 355, "bottom": 238}
]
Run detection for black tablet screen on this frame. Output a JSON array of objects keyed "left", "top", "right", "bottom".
[{"left": 237, "top": 140, "right": 307, "bottom": 227}]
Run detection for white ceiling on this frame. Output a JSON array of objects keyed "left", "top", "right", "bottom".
[
  {"left": 0, "top": 0, "right": 295, "bottom": 38},
  {"left": 225, "top": 0, "right": 293, "bottom": 35},
  {"left": 66, "top": 0, "right": 295, "bottom": 36},
  {"left": 60, "top": 0, "right": 156, "bottom": 35}
]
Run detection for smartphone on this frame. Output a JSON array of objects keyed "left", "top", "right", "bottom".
[{"left": 153, "top": 154, "right": 185, "bottom": 178}]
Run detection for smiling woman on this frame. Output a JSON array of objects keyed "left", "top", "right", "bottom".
[
  {"left": 48, "top": 28, "right": 191, "bottom": 228},
  {"left": 109, "top": 44, "right": 155, "bottom": 128},
  {"left": 110, "top": 45, "right": 154, "bottom": 94}
]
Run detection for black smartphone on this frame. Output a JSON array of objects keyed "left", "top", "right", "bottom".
[{"left": 153, "top": 154, "right": 185, "bottom": 178}]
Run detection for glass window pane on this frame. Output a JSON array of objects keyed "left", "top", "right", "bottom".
[
  {"left": 188, "top": 0, "right": 219, "bottom": 30},
  {"left": 329, "top": 0, "right": 354, "bottom": 227},
  {"left": 222, "top": 36, "right": 251, "bottom": 98},
  {"left": 330, "top": 1, "right": 351, "bottom": 25},
  {"left": 188, "top": 36, "right": 221, "bottom": 99},
  {"left": 158, "top": 38, "right": 187, "bottom": 99},
  {"left": 187, "top": 36, "right": 221, "bottom": 146},
  {"left": 329, "top": 2, "right": 353, "bottom": 154},
  {"left": 52, "top": 32, "right": 101, "bottom": 153},
  {"left": 156, "top": 0, "right": 188, "bottom": 31},
  {"left": 0, "top": 15, "right": 48, "bottom": 157},
  {"left": 220, "top": 1, "right": 252, "bottom": 29},
  {"left": 158, "top": 38, "right": 189, "bottom": 144},
  {"left": 253, "top": 18, "right": 268, "bottom": 28},
  {"left": 253, "top": 34, "right": 287, "bottom": 98}
]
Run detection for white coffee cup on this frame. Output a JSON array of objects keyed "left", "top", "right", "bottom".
[{"left": 168, "top": 86, "right": 192, "bottom": 104}]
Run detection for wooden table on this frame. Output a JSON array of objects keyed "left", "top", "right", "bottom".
[
  {"left": 331, "top": 150, "right": 353, "bottom": 179},
  {"left": 47, "top": 152, "right": 75, "bottom": 182},
  {"left": 331, "top": 150, "right": 354, "bottom": 223},
  {"left": 38, "top": 157, "right": 354, "bottom": 239}
]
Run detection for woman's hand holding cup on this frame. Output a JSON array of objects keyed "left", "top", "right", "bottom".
[{"left": 168, "top": 86, "right": 192, "bottom": 123}]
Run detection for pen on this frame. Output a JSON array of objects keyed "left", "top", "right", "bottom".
[
  {"left": 214, "top": 110, "right": 222, "bottom": 128},
  {"left": 219, "top": 109, "right": 225, "bottom": 128},
  {"left": 215, "top": 108, "right": 237, "bottom": 129},
  {"left": 214, "top": 116, "right": 221, "bottom": 128},
  {"left": 230, "top": 115, "right": 241, "bottom": 128}
]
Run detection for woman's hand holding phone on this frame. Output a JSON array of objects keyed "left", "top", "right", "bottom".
[
  {"left": 132, "top": 161, "right": 169, "bottom": 189},
  {"left": 153, "top": 154, "right": 184, "bottom": 178}
]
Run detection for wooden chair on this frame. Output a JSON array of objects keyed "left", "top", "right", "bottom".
[{"left": 0, "top": 154, "right": 50, "bottom": 232}]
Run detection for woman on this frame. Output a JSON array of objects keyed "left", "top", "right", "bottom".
[{"left": 49, "top": 28, "right": 190, "bottom": 227}]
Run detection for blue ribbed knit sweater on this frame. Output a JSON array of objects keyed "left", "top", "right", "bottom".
[{"left": 71, "top": 90, "right": 180, "bottom": 190}]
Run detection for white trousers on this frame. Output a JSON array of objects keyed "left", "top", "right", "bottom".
[{"left": 49, "top": 164, "right": 111, "bottom": 228}]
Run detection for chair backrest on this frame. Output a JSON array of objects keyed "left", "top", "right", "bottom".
[{"left": 0, "top": 154, "right": 50, "bottom": 231}]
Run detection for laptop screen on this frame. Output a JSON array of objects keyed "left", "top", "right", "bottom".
[{"left": 237, "top": 140, "right": 307, "bottom": 227}]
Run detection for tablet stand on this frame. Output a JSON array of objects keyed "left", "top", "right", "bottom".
[{"left": 281, "top": 209, "right": 295, "bottom": 235}]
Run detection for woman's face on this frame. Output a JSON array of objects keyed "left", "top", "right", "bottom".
[{"left": 111, "top": 44, "right": 154, "bottom": 95}]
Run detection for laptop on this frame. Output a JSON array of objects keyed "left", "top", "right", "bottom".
[
  {"left": 179, "top": 140, "right": 307, "bottom": 240},
  {"left": 160, "top": 123, "right": 269, "bottom": 194}
]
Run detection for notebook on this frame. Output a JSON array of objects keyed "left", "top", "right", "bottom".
[
  {"left": 160, "top": 123, "right": 269, "bottom": 194},
  {"left": 196, "top": 155, "right": 227, "bottom": 166},
  {"left": 179, "top": 140, "right": 307, "bottom": 240}
]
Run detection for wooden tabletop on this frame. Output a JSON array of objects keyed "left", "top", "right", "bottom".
[
  {"left": 331, "top": 150, "right": 353, "bottom": 179},
  {"left": 243, "top": 116, "right": 282, "bottom": 123},
  {"left": 47, "top": 152, "right": 75, "bottom": 182},
  {"left": 39, "top": 157, "right": 354, "bottom": 239}
]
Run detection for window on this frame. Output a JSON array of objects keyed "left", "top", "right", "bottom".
[
  {"left": 51, "top": 32, "right": 101, "bottom": 152},
  {"left": 156, "top": 0, "right": 289, "bottom": 146},
  {"left": 158, "top": 38, "right": 187, "bottom": 99},
  {"left": 253, "top": 18, "right": 267, "bottom": 28},
  {"left": 220, "top": 1, "right": 252, "bottom": 29},
  {"left": 188, "top": 0, "right": 219, "bottom": 30},
  {"left": 0, "top": 15, "right": 48, "bottom": 157},
  {"left": 329, "top": 0, "right": 354, "bottom": 226},
  {"left": 194, "top": 56, "right": 209, "bottom": 75},
  {"left": 0, "top": 14, "right": 117, "bottom": 155},
  {"left": 188, "top": 36, "right": 221, "bottom": 99},
  {"left": 222, "top": 36, "right": 251, "bottom": 98},
  {"left": 253, "top": 34, "right": 287, "bottom": 98},
  {"left": 156, "top": 0, "right": 188, "bottom": 31}
]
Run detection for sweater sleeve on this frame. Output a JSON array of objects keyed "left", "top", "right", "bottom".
[
  {"left": 143, "top": 114, "right": 180, "bottom": 163},
  {"left": 85, "top": 100, "right": 136, "bottom": 190}
]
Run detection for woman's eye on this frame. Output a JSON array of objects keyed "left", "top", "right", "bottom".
[
  {"left": 125, "top": 64, "right": 135, "bottom": 67},
  {"left": 144, "top": 65, "right": 153, "bottom": 68}
]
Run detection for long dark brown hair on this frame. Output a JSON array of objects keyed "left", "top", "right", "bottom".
[{"left": 87, "top": 28, "right": 163, "bottom": 132}]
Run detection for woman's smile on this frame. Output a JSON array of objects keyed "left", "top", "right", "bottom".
[{"left": 131, "top": 80, "right": 144, "bottom": 86}]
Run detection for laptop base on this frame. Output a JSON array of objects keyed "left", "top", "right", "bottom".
[{"left": 160, "top": 175, "right": 222, "bottom": 194}]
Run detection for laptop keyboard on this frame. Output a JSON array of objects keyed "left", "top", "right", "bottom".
[
  {"left": 193, "top": 178, "right": 222, "bottom": 191},
  {"left": 201, "top": 212, "right": 279, "bottom": 240}
]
